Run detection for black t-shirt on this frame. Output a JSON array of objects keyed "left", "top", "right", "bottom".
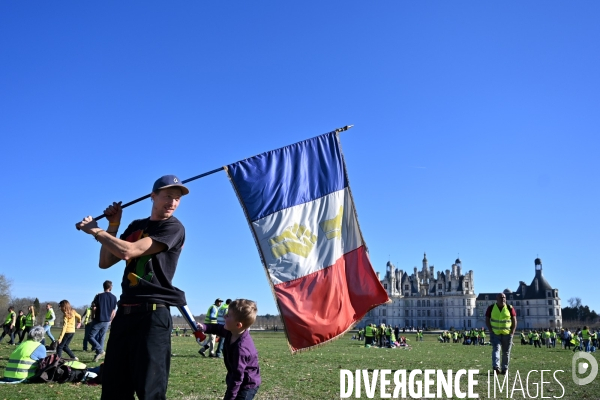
[{"left": 119, "top": 216, "right": 187, "bottom": 306}]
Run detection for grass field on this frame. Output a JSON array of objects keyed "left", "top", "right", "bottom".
[{"left": 1, "top": 329, "right": 599, "bottom": 399}]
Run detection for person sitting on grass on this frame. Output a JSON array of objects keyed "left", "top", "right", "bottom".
[
  {"left": 1, "top": 326, "right": 46, "bottom": 383},
  {"left": 196, "top": 299, "right": 261, "bottom": 400}
]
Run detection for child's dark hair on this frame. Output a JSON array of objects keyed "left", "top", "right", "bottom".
[{"left": 229, "top": 299, "right": 257, "bottom": 329}]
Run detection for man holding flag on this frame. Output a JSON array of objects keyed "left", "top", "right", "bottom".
[{"left": 76, "top": 175, "right": 189, "bottom": 400}]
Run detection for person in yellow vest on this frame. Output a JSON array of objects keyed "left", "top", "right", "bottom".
[
  {"left": 581, "top": 325, "right": 591, "bottom": 353},
  {"left": 215, "top": 299, "right": 231, "bottom": 358},
  {"left": 43, "top": 303, "right": 56, "bottom": 346},
  {"left": 15, "top": 310, "right": 26, "bottom": 344},
  {"left": 479, "top": 328, "right": 486, "bottom": 345},
  {"left": 1, "top": 326, "right": 46, "bottom": 382},
  {"left": 527, "top": 330, "right": 534, "bottom": 345},
  {"left": 23, "top": 305, "right": 36, "bottom": 343},
  {"left": 532, "top": 331, "right": 541, "bottom": 348},
  {"left": 364, "top": 324, "right": 374, "bottom": 347},
  {"left": 0, "top": 306, "right": 17, "bottom": 345},
  {"left": 385, "top": 325, "right": 392, "bottom": 347},
  {"left": 199, "top": 298, "right": 223, "bottom": 357},
  {"left": 550, "top": 330, "right": 557, "bottom": 348},
  {"left": 485, "top": 293, "right": 517, "bottom": 375},
  {"left": 571, "top": 334, "right": 582, "bottom": 352},
  {"left": 81, "top": 306, "right": 93, "bottom": 352},
  {"left": 543, "top": 329, "right": 551, "bottom": 348}
]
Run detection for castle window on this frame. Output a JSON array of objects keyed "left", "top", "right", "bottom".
[
  {"left": 417, "top": 300, "right": 421, "bottom": 307},
  {"left": 438, "top": 292, "right": 442, "bottom": 296},
  {"left": 405, "top": 292, "right": 409, "bottom": 297},
  {"left": 465, "top": 282, "right": 469, "bottom": 288},
  {"left": 516, "top": 309, "right": 521, "bottom": 317},
  {"left": 516, "top": 301, "right": 520, "bottom": 306},
  {"left": 405, "top": 310, "right": 409, "bottom": 316},
  {"left": 427, "top": 300, "right": 431, "bottom": 307},
  {"left": 384, "top": 284, "right": 388, "bottom": 290},
  {"left": 405, "top": 285, "right": 409, "bottom": 290},
  {"left": 547, "top": 291, "right": 552, "bottom": 298},
  {"left": 417, "top": 310, "right": 421, "bottom": 317},
  {"left": 548, "top": 300, "right": 552, "bottom": 305},
  {"left": 382, "top": 310, "right": 386, "bottom": 316},
  {"left": 557, "top": 309, "right": 560, "bottom": 316},
  {"left": 548, "top": 309, "right": 553, "bottom": 316},
  {"left": 427, "top": 310, "right": 431, "bottom": 316},
  {"left": 527, "top": 309, "right": 530, "bottom": 316},
  {"left": 526, "top": 301, "right": 529, "bottom": 306},
  {"left": 468, "top": 320, "right": 471, "bottom": 328},
  {"left": 438, "top": 283, "right": 442, "bottom": 290}
]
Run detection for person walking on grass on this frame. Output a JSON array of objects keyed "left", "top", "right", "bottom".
[
  {"left": 43, "top": 303, "right": 56, "bottom": 347},
  {"left": 199, "top": 298, "right": 223, "bottom": 357},
  {"left": 88, "top": 281, "right": 117, "bottom": 362},
  {"left": 15, "top": 310, "right": 26, "bottom": 344},
  {"left": 0, "top": 306, "right": 17, "bottom": 345},
  {"left": 486, "top": 293, "right": 517, "bottom": 376},
  {"left": 23, "top": 305, "right": 36, "bottom": 343},
  {"left": 56, "top": 300, "right": 81, "bottom": 360}
]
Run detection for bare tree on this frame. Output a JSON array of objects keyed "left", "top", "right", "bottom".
[
  {"left": 568, "top": 297, "right": 582, "bottom": 308},
  {"left": 0, "top": 274, "right": 11, "bottom": 312}
]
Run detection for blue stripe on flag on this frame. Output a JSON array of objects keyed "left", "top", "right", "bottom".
[{"left": 226, "top": 132, "right": 347, "bottom": 221}]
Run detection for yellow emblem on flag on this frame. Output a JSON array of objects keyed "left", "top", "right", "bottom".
[
  {"left": 319, "top": 206, "right": 343, "bottom": 240},
  {"left": 269, "top": 223, "right": 317, "bottom": 259}
]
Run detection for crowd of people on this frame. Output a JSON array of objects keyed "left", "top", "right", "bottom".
[
  {"left": 518, "top": 326, "right": 598, "bottom": 352},
  {"left": 0, "top": 280, "right": 118, "bottom": 382},
  {"left": 356, "top": 324, "right": 410, "bottom": 348}
]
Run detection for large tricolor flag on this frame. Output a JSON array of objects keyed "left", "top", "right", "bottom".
[{"left": 225, "top": 130, "right": 390, "bottom": 353}]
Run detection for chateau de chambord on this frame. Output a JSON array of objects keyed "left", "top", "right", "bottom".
[{"left": 361, "top": 254, "right": 561, "bottom": 330}]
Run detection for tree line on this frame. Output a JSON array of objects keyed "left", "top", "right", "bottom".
[{"left": 1, "top": 274, "right": 283, "bottom": 329}]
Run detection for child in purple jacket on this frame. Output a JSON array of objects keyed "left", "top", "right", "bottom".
[{"left": 197, "top": 299, "right": 261, "bottom": 400}]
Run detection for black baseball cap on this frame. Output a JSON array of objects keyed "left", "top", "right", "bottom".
[
  {"left": 152, "top": 175, "right": 189, "bottom": 195},
  {"left": 215, "top": 298, "right": 223, "bottom": 303}
]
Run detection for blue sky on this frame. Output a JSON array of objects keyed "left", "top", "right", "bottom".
[{"left": 1, "top": 2, "right": 598, "bottom": 316}]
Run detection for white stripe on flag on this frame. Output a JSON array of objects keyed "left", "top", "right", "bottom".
[{"left": 252, "top": 188, "right": 362, "bottom": 285}]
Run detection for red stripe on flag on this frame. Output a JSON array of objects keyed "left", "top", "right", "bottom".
[{"left": 274, "top": 245, "right": 389, "bottom": 352}]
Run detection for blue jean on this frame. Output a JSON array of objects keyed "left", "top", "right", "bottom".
[
  {"left": 234, "top": 387, "right": 259, "bottom": 400},
  {"left": 216, "top": 334, "right": 225, "bottom": 356},
  {"left": 44, "top": 324, "right": 55, "bottom": 342},
  {"left": 83, "top": 323, "right": 93, "bottom": 351},
  {"left": 491, "top": 333, "right": 513, "bottom": 371},
  {"left": 88, "top": 321, "right": 110, "bottom": 355}
]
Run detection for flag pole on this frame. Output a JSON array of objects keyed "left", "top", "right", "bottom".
[{"left": 85, "top": 125, "right": 353, "bottom": 223}]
